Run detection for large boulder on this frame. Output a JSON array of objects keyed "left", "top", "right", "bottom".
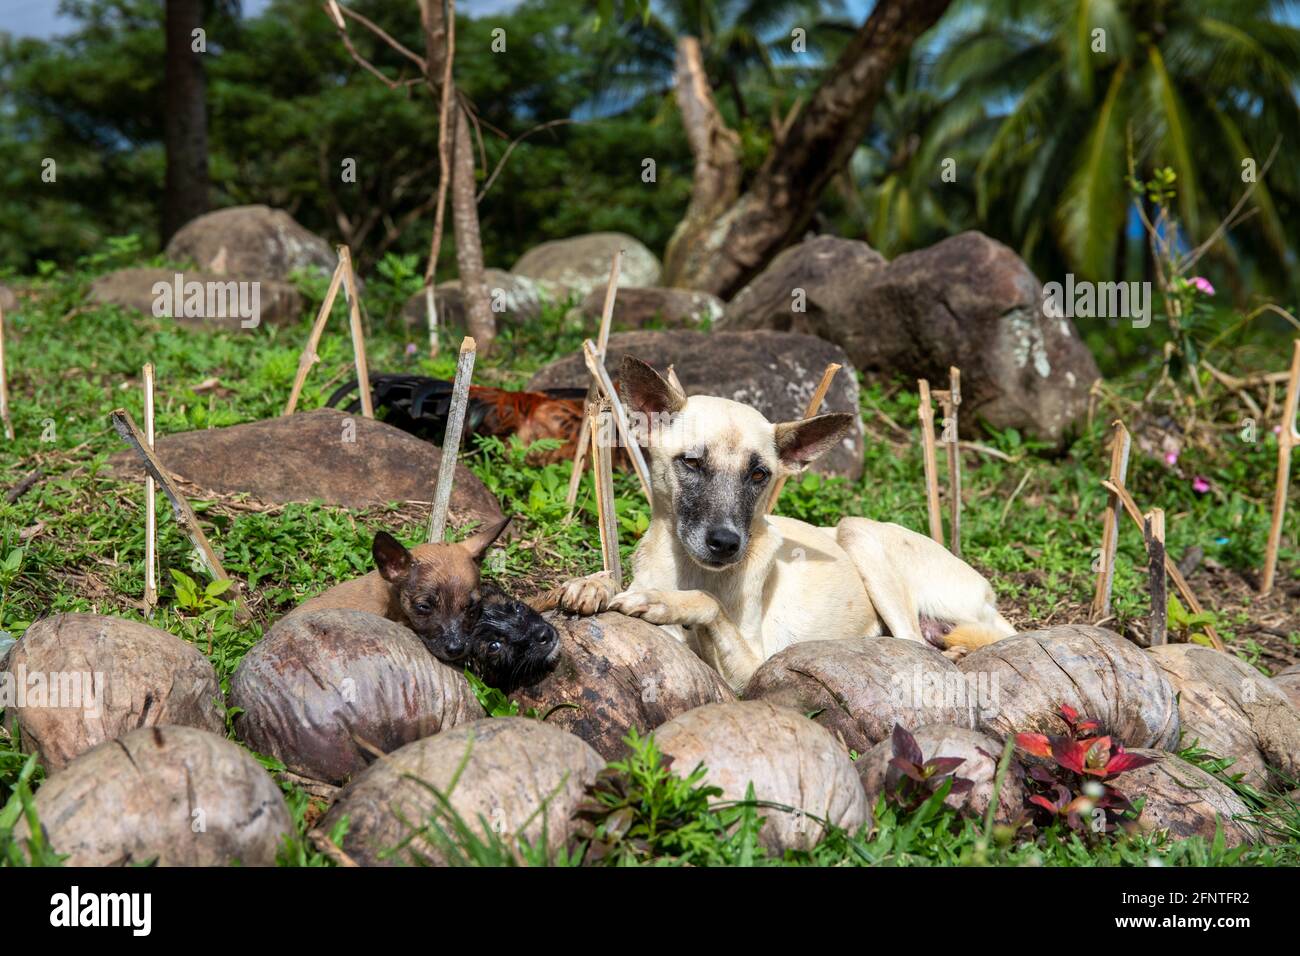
[
  {"left": 88, "top": 267, "right": 303, "bottom": 329},
  {"left": 2, "top": 613, "right": 224, "bottom": 773},
  {"left": 321, "top": 718, "right": 605, "bottom": 866},
  {"left": 512, "top": 232, "right": 661, "bottom": 298},
  {"left": 527, "top": 329, "right": 865, "bottom": 479},
  {"left": 15, "top": 725, "right": 292, "bottom": 866},
  {"left": 1148, "top": 644, "right": 1300, "bottom": 791},
  {"left": 719, "top": 231, "right": 1100, "bottom": 446},
  {"left": 575, "top": 286, "right": 723, "bottom": 330},
  {"left": 165, "top": 204, "right": 336, "bottom": 283},
  {"left": 401, "top": 268, "right": 547, "bottom": 331},
  {"left": 108, "top": 407, "right": 502, "bottom": 521},
  {"left": 229, "top": 609, "right": 483, "bottom": 785}
]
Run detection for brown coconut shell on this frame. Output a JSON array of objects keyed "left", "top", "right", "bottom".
[
  {"left": 1148, "top": 643, "right": 1300, "bottom": 791},
  {"left": 321, "top": 717, "right": 604, "bottom": 866},
  {"left": 958, "top": 624, "right": 1179, "bottom": 750},
  {"left": 1274, "top": 663, "right": 1300, "bottom": 713},
  {"left": 509, "top": 612, "right": 734, "bottom": 759},
  {"left": 856, "top": 724, "right": 1025, "bottom": 823},
  {"left": 650, "top": 700, "right": 869, "bottom": 852},
  {"left": 744, "top": 637, "right": 977, "bottom": 754},
  {"left": 229, "top": 608, "right": 482, "bottom": 785},
  {"left": 1108, "top": 749, "right": 1259, "bottom": 847},
  {"left": 16, "top": 725, "right": 292, "bottom": 865},
  {"left": 1, "top": 613, "right": 224, "bottom": 773}
]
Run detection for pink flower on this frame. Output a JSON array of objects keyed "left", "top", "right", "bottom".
[
  {"left": 1190, "top": 276, "right": 1215, "bottom": 296},
  {"left": 1164, "top": 451, "right": 1178, "bottom": 466},
  {"left": 1192, "top": 476, "right": 1211, "bottom": 494},
  {"left": 405, "top": 342, "right": 418, "bottom": 357}
]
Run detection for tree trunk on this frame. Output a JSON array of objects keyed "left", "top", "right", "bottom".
[
  {"left": 663, "top": 0, "right": 952, "bottom": 297},
  {"left": 162, "top": 0, "right": 210, "bottom": 243},
  {"left": 451, "top": 105, "right": 496, "bottom": 350}
]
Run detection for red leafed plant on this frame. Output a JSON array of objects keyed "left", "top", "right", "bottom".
[
  {"left": 885, "top": 724, "right": 975, "bottom": 811},
  {"left": 1016, "top": 704, "right": 1158, "bottom": 837}
]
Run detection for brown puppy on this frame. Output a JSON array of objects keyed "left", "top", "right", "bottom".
[{"left": 288, "top": 517, "right": 511, "bottom": 664}]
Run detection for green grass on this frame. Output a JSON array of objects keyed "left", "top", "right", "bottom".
[{"left": 1, "top": 246, "right": 1298, "bottom": 866}]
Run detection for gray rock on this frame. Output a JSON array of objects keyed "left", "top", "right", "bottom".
[
  {"left": 165, "top": 204, "right": 337, "bottom": 283},
  {"left": 401, "top": 268, "right": 547, "bottom": 330},
  {"left": 575, "top": 285, "right": 722, "bottom": 330},
  {"left": 0, "top": 283, "right": 16, "bottom": 314},
  {"left": 720, "top": 231, "right": 1100, "bottom": 446},
  {"left": 88, "top": 267, "right": 303, "bottom": 329},
  {"left": 527, "top": 329, "right": 865, "bottom": 478},
  {"left": 511, "top": 232, "right": 661, "bottom": 298}
]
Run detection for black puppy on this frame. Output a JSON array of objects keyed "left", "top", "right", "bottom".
[{"left": 465, "top": 587, "right": 561, "bottom": 692}]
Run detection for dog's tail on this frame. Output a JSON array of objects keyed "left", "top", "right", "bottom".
[{"left": 942, "top": 622, "right": 1012, "bottom": 651}]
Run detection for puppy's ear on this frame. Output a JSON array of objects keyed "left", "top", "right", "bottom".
[
  {"left": 373, "top": 531, "right": 413, "bottom": 583},
  {"left": 618, "top": 355, "right": 686, "bottom": 418},
  {"left": 459, "top": 515, "right": 511, "bottom": 563},
  {"left": 773, "top": 413, "right": 855, "bottom": 472}
]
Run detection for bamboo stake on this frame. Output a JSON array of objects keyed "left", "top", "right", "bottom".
[
  {"left": 1100, "top": 478, "right": 1224, "bottom": 650},
  {"left": 917, "top": 379, "right": 943, "bottom": 544},
  {"left": 1262, "top": 339, "right": 1300, "bottom": 595},
  {"left": 0, "top": 301, "right": 12, "bottom": 441},
  {"left": 565, "top": 250, "right": 622, "bottom": 513},
  {"left": 339, "top": 246, "right": 374, "bottom": 419},
  {"left": 426, "top": 336, "right": 476, "bottom": 543},
  {"left": 143, "top": 363, "right": 158, "bottom": 614},
  {"left": 1145, "top": 508, "right": 1167, "bottom": 646},
  {"left": 943, "top": 367, "right": 961, "bottom": 555},
  {"left": 1091, "top": 420, "right": 1132, "bottom": 621},
  {"left": 590, "top": 401, "right": 622, "bottom": 588},
  {"left": 582, "top": 339, "right": 652, "bottom": 500},
  {"left": 110, "top": 409, "right": 246, "bottom": 620},
  {"left": 284, "top": 258, "right": 346, "bottom": 416},
  {"left": 767, "top": 362, "right": 841, "bottom": 513}
]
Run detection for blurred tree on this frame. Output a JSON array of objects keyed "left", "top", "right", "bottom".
[{"left": 162, "top": 0, "right": 210, "bottom": 241}]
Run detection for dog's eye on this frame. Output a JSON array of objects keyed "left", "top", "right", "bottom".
[
  {"left": 488, "top": 641, "right": 503, "bottom": 654},
  {"left": 413, "top": 601, "right": 432, "bottom": 614},
  {"left": 749, "top": 467, "right": 770, "bottom": 484},
  {"left": 678, "top": 455, "right": 702, "bottom": 472}
]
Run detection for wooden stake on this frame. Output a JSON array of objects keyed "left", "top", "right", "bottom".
[
  {"left": 1091, "top": 420, "right": 1132, "bottom": 621},
  {"left": 917, "top": 379, "right": 943, "bottom": 544},
  {"left": 1262, "top": 339, "right": 1300, "bottom": 595},
  {"left": 339, "top": 246, "right": 374, "bottom": 419},
  {"left": 426, "top": 336, "right": 476, "bottom": 543},
  {"left": 566, "top": 250, "right": 622, "bottom": 513},
  {"left": 767, "top": 362, "right": 841, "bottom": 513},
  {"left": 943, "top": 367, "right": 961, "bottom": 555},
  {"left": 1100, "top": 478, "right": 1224, "bottom": 650},
  {"left": 0, "top": 301, "right": 13, "bottom": 442},
  {"left": 143, "top": 363, "right": 158, "bottom": 614},
  {"left": 590, "top": 401, "right": 622, "bottom": 588},
  {"left": 582, "top": 339, "right": 652, "bottom": 500},
  {"left": 110, "top": 409, "right": 246, "bottom": 620},
  {"left": 284, "top": 258, "right": 346, "bottom": 416},
  {"left": 1144, "top": 508, "right": 1167, "bottom": 646}
]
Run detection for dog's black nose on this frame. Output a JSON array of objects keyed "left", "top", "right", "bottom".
[{"left": 705, "top": 527, "right": 741, "bottom": 559}]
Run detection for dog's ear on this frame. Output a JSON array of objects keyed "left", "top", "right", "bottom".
[
  {"left": 618, "top": 355, "right": 686, "bottom": 418},
  {"left": 773, "top": 413, "right": 855, "bottom": 471},
  {"left": 373, "top": 531, "right": 413, "bottom": 583},
  {"left": 459, "top": 515, "right": 511, "bottom": 563}
]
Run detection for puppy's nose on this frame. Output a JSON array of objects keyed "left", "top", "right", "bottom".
[
  {"left": 532, "top": 622, "right": 558, "bottom": 646},
  {"left": 705, "top": 527, "right": 741, "bottom": 560}
]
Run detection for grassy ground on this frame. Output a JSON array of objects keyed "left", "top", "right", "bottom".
[{"left": 1, "top": 244, "right": 1298, "bottom": 865}]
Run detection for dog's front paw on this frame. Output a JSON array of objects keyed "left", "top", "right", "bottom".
[
  {"left": 942, "top": 645, "right": 972, "bottom": 664},
  {"left": 609, "top": 589, "right": 717, "bottom": 627},
  {"left": 557, "top": 571, "right": 617, "bottom": 616}
]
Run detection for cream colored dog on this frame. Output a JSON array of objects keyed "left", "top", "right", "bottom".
[{"left": 558, "top": 356, "right": 1015, "bottom": 692}]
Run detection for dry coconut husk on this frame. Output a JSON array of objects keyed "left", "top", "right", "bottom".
[
  {"left": 320, "top": 717, "right": 604, "bottom": 866},
  {"left": 856, "top": 724, "right": 1025, "bottom": 823},
  {"left": 650, "top": 700, "right": 868, "bottom": 852},
  {"left": 1274, "top": 663, "right": 1300, "bottom": 713},
  {"left": 958, "top": 624, "right": 1179, "bottom": 750},
  {"left": 15, "top": 725, "right": 292, "bottom": 865},
  {"left": 1108, "top": 749, "right": 1259, "bottom": 848},
  {"left": 229, "top": 608, "right": 482, "bottom": 785},
  {"left": 744, "top": 637, "right": 977, "bottom": 754},
  {"left": 1, "top": 613, "right": 223, "bottom": 773},
  {"left": 510, "top": 612, "right": 734, "bottom": 759},
  {"left": 1148, "top": 643, "right": 1300, "bottom": 791}
]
